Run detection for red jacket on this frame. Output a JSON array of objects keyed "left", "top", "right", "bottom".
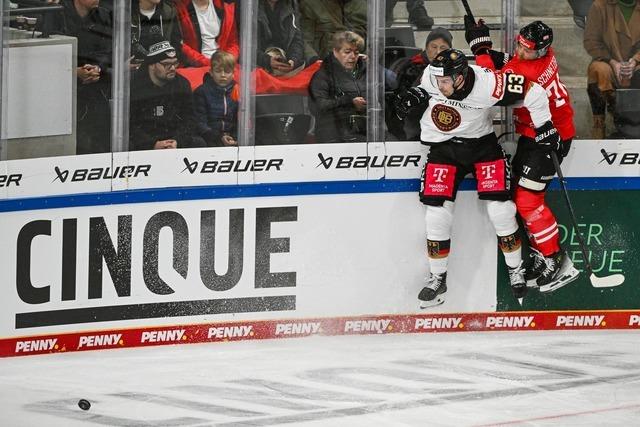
[{"left": 175, "top": 0, "right": 239, "bottom": 67}]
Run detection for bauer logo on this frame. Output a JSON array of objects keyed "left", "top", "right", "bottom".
[
  {"left": 208, "top": 325, "right": 254, "bottom": 339},
  {"left": 180, "top": 157, "right": 283, "bottom": 174},
  {"left": 414, "top": 317, "right": 462, "bottom": 330},
  {"left": 15, "top": 338, "right": 58, "bottom": 353},
  {"left": 52, "top": 165, "right": 151, "bottom": 183},
  {"left": 275, "top": 322, "right": 321, "bottom": 335},
  {"left": 141, "top": 329, "right": 186, "bottom": 343},
  {"left": 316, "top": 153, "right": 421, "bottom": 170},
  {"left": 556, "top": 315, "right": 605, "bottom": 327},
  {"left": 0, "top": 173, "right": 21, "bottom": 187},
  {"left": 78, "top": 333, "right": 123, "bottom": 348},
  {"left": 344, "top": 319, "right": 392, "bottom": 333},
  {"left": 599, "top": 149, "right": 640, "bottom": 165},
  {"left": 486, "top": 316, "right": 534, "bottom": 328}
]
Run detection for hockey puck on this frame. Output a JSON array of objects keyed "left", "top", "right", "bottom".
[{"left": 78, "top": 399, "right": 91, "bottom": 411}]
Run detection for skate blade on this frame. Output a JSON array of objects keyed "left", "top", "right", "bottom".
[
  {"left": 539, "top": 266, "right": 580, "bottom": 293},
  {"left": 419, "top": 295, "right": 445, "bottom": 309}
]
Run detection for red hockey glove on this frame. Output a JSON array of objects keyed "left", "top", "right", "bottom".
[
  {"left": 464, "top": 16, "right": 493, "bottom": 56},
  {"left": 534, "top": 121, "right": 561, "bottom": 152}
]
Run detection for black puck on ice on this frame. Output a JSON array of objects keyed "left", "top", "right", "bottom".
[{"left": 78, "top": 399, "right": 91, "bottom": 411}]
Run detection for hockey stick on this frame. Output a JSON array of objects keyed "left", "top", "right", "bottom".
[
  {"left": 550, "top": 151, "right": 624, "bottom": 288},
  {"left": 461, "top": 0, "right": 475, "bottom": 22}
]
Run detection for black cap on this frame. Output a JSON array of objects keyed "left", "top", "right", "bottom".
[{"left": 425, "top": 27, "right": 453, "bottom": 48}]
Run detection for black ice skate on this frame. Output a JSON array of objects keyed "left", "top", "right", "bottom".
[
  {"left": 537, "top": 251, "right": 580, "bottom": 293},
  {"left": 524, "top": 248, "right": 545, "bottom": 288},
  {"left": 418, "top": 272, "right": 447, "bottom": 309},
  {"left": 508, "top": 261, "right": 527, "bottom": 303}
]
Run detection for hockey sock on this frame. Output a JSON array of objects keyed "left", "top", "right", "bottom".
[
  {"left": 427, "top": 239, "right": 450, "bottom": 274},
  {"left": 486, "top": 200, "right": 522, "bottom": 268},
  {"left": 515, "top": 187, "right": 560, "bottom": 256},
  {"left": 498, "top": 232, "right": 522, "bottom": 268}
]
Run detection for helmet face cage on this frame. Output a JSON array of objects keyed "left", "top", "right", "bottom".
[
  {"left": 518, "top": 21, "right": 553, "bottom": 56},
  {"left": 429, "top": 48, "right": 468, "bottom": 86}
]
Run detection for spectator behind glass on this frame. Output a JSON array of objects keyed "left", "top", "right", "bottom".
[
  {"left": 386, "top": 0, "right": 433, "bottom": 30},
  {"left": 309, "top": 31, "right": 367, "bottom": 143},
  {"left": 45, "top": 0, "right": 113, "bottom": 154},
  {"left": 584, "top": 0, "right": 640, "bottom": 139},
  {"left": 193, "top": 51, "right": 239, "bottom": 147},
  {"left": 132, "top": 0, "right": 183, "bottom": 63},
  {"left": 257, "top": 0, "right": 305, "bottom": 76},
  {"left": 129, "top": 36, "right": 206, "bottom": 150},
  {"left": 175, "top": 0, "right": 239, "bottom": 67},
  {"left": 299, "top": 0, "right": 367, "bottom": 60},
  {"left": 386, "top": 27, "right": 452, "bottom": 140}
]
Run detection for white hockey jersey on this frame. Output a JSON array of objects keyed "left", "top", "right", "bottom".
[{"left": 418, "top": 64, "right": 552, "bottom": 143}]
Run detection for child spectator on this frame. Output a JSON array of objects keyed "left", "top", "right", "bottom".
[{"left": 194, "top": 51, "right": 239, "bottom": 146}]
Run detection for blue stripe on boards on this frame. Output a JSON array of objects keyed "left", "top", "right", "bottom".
[{"left": 0, "top": 177, "right": 638, "bottom": 213}]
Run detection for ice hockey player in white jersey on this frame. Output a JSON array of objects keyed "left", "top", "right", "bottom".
[{"left": 395, "top": 48, "right": 562, "bottom": 308}]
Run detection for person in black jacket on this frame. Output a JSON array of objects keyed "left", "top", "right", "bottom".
[
  {"left": 45, "top": 0, "right": 113, "bottom": 154},
  {"left": 129, "top": 37, "right": 206, "bottom": 151},
  {"left": 309, "top": 31, "right": 367, "bottom": 143},
  {"left": 257, "top": 0, "right": 305, "bottom": 76},
  {"left": 132, "top": 0, "right": 183, "bottom": 63},
  {"left": 193, "top": 51, "right": 239, "bottom": 147}
]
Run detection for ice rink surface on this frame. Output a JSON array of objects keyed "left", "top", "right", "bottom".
[{"left": 1, "top": 330, "right": 639, "bottom": 426}]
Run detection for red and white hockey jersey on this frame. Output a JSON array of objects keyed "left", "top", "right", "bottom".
[{"left": 476, "top": 47, "right": 575, "bottom": 140}]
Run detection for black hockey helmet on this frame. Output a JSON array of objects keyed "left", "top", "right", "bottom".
[
  {"left": 429, "top": 48, "right": 468, "bottom": 80},
  {"left": 518, "top": 21, "right": 553, "bottom": 54}
]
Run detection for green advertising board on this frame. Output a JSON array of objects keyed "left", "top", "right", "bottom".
[{"left": 498, "top": 190, "right": 639, "bottom": 311}]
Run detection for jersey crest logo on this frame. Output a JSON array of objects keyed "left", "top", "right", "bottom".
[
  {"left": 492, "top": 73, "right": 505, "bottom": 98},
  {"left": 430, "top": 104, "right": 461, "bottom": 132}
]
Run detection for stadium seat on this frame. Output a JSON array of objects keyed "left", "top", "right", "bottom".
[
  {"left": 385, "top": 26, "right": 417, "bottom": 48},
  {"left": 255, "top": 93, "right": 306, "bottom": 116},
  {"left": 255, "top": 113, "right": 312, "bottom": 145},
  {"left": 613, "top": 89, "right": 640, "bottom": 139},
  {"left": 385, "top": 46, "right": 423, "bottom": 69}
]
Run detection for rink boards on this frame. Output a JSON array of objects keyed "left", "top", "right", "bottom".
[{"left": 1, "top": 140, "right": 639, "bottom": 357}]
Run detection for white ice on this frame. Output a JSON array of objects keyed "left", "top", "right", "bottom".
[{"left": 1, "top": 330, "right": 639, "bottom": 426}]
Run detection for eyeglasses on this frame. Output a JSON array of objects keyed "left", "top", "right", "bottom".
[{"left": 158, "top": 61, "right": 178, "bottom": 70}]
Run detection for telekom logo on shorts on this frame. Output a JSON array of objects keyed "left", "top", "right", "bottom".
[
  {"left": 481, "top": 165, "right": 496, "bottom": 179},
  {"left": 432, "top": 167, "right": 449, "bottom": 183}
]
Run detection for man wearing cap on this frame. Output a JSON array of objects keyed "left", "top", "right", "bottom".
[
  {"left": 129, "top": 37, "right": 206, "bottom": 151},
  {"left": 387, "top": 27, "right": 452, "bottom": 140}
]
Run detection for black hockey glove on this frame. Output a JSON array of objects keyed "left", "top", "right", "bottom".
[
  {"left": 464, "top": 16, "right": 493, "bottom": 56},
  {"left": 534, "top": 121, "right": 561, "bottom": 152},
  {"left": 395, "top": 87, "right": 430, "bottom": 120}
]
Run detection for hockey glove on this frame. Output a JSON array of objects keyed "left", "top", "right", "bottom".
[
  {"left": 464, "top": 16, "right": 493, "bottom": 56},
  {"left": 534, "top": 121, "right": 561, "bottom": 152},
  {"left": 395, "top": 87, "right": 430, "bottom": 120}
]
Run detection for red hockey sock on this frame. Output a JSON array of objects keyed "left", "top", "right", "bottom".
[{"left": 514, "top": 187, "right": 561, "bottom": 256}]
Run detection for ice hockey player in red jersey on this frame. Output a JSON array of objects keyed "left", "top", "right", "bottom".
[
  {"left": 396, "top": 48, "right": 562, "bottom": 307},
  {"left": 465, "top": 18, "right": 579, "bottom": 293}
]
